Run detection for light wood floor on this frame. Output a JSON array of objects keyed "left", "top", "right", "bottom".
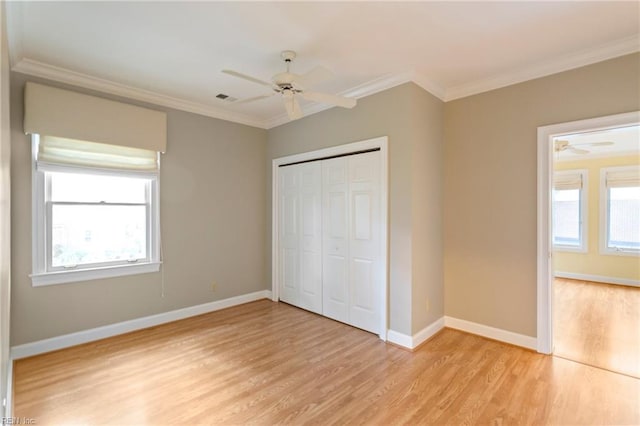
[
  {"left": 554, "top": 278, "right": 640, "bottom": 378},
  {"left": 14, "top": 300, "right": 640, "bottom": 425}
]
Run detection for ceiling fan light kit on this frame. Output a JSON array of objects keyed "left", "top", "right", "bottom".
[{"left": 222, "top": 50, "right": 357, "bottom": 121}]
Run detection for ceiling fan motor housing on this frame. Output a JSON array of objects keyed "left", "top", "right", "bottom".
[
  {"left": 273, "top": 72, "right": 297, "bottom": 86},
  {"left": 281, "top": 50, "right": 297, "bottom": 62}
]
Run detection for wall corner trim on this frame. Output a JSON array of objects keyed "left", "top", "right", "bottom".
[
  {"left": 387, "top": 317, "right": 445, "bottom": 349},
  {"left": 444, "top": 316, "right": 537, "bottom": 350},
  {"left": 10, "top": 290, "right": 272, "bottom": 359}
]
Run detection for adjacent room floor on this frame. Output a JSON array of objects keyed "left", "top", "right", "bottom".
[
  {"left": 13, "top": 299, "right": 640, "bottom": 425},
  {"left": 554, "top": 277, "right": 640, "bottom": 378}
]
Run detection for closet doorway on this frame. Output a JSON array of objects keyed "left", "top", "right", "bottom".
[{"left": 272, "top": 137, "right": 388, "bottom": 339}]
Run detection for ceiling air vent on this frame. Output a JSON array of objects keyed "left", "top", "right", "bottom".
[{"left": 216, "top": 93, "right": 237, "bottom": 102}]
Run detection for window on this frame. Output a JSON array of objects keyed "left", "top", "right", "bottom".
[
  {"left": 31, "top": 135, "right": 161, "bottom": 286},
  {"left": 601, "top": 165, "right": 640, "bottom": 256},
  {"left": 552, "top": 170, "right": 587, "bottom": 252}
]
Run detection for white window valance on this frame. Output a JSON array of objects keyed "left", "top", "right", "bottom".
[
  {"left": 554, "top": 171, "right": 583, "bottom": 190},
  {"left": 605, "top": 166, "right": 640, "bottom": 188},
  {"left": 24, "top": 82, "right": 167, "bottom": 153},
  {"left": 37, "top": 135, "right": 158, "bottom": 172}
]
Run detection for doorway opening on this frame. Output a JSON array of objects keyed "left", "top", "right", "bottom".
[{"left": 537, "top": 111, "right": 640, "bottom": 377}]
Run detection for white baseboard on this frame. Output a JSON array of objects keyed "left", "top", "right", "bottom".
[
  {"left": 387, "top": 317, "right": 445, "bottom": 350},
  {"left": 444, "top": 316, "right": 537, "bottom": 350},
  {"left": 10, "top": 290, "right": 272, "bottom": 360},
  {"left": 386, "top": 330, "right": 412, "bottom": 348},
  {"left": 555, "top": 271, "right": 639, "bottom": 287}
]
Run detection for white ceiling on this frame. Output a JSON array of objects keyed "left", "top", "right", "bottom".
[{"left": 6, "top": 1, "right": 640, "bottom": 129}]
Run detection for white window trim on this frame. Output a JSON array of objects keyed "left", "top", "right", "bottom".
[
  {"left": 600, "top": 165, "right": 640, "bottom": 257},
  {"left": 552, "top": 169, "right": 588, "bottom": 253},
  {"left": 30, "top": 135, "right": 162, "bottom": 286}
]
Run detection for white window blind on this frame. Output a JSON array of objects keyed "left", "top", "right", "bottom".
[
  {"left": 605, "top": 167, "right": 640, "bottom": 188},
  {"left": 37, "top": 136, "right": 158, "bottom": 171},
  {"left": 553, "top": 171, "right": 583, "bottom": 190}
]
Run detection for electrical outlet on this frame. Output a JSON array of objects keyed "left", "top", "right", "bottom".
[
  {"left": 211, "top": 281, "right": 218, "bottom": 292},
  {"left": 425, "top": 298, "right": 430, "bottom": 313}
]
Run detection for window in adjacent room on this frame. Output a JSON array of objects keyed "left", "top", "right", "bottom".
[
  {"left": 601, "top": 165, "right": 640, "bottom": 256},
  {"left": 31, "top": 135, "right": 161, "bottom": 286},
  {"left": 552, "top": 170, "right": 587, "bottom": 252}
]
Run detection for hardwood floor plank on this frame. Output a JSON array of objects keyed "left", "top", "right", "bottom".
[
  {"left": 554, "top": 278, "right": 640, "bottom": 377},
  {"left": 14, "top": 299, "right": 640, "bottom": 425}
]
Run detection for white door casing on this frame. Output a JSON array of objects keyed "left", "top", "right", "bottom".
[{"left": 536, "top": 111, "right": 640, "bottom": 354}]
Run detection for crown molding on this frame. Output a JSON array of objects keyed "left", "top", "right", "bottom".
[
  {"left": 12, "top": 58, "right": 269, "bottom": 129},
  {"left": 5, "top": 1, "right": 24, "bottom": 68},
  {"left": 12, "top": 33, "right": 638, "bottom": 130},
  {"left": 410, "top": 70, "right": 446, "bottom": 101},
  {"left": 444, "top": 35, "right": 640, "bottom": 102},
  {"left": 344, "top": 71, "right": 414, "bottom": 100},
  {"left": 13, "top": 57, "right": 422, "bottom": 130}
]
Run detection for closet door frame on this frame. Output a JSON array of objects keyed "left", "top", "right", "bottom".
[{"left": 272, "top": 136, "right": 389, "bottom": 341}]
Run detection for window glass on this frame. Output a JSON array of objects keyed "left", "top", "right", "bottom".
[
  {"left": 51, "top": 204, "right": 147, "bottom": 267},
  {"left": 608, "top": 186, "right": 640, "bottom": 251},
  {"left": 553, "top": 188, "right": 581, "bottom": 247},
  {"left": 50, "top": 172, "right": 147, "bottom": 203}
]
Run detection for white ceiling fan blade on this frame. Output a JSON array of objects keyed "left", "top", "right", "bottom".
[
  {"left": 574, "top": 141, "right": 614, "bottom": 147},
  {"left": 301, "top": 91, "right": 357, "bottom": 109},
  {"left": 283, "top": 93, "right": 303, "bottom": 120},
  {"left": 292, "top": 66, "right": 333, "bottom": 89},
  {"left": 233, "top": 93, "right": 275, "bottom": 105},
  {"left": 222, "top": 70, "right": 272, "bottom": 87},
  {"left": 569, "top": 147, "right": 589, "bottom": 154}
]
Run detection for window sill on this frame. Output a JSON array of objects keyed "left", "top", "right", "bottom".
[
  {"left": 600, "top": 249, "right": 639, "bottom": 258},
  {"left": 553, "top": 245, "right": 587, "bottom": 254},
  {"left": 31, "top": 262, "right": 161, "bottom": 286}
]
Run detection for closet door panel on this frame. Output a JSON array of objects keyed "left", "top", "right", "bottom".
[
  {"left": 279, "top": 166, "right": 300, "bottom": 306},
  {"left": 322, "top": 157, "right": 349, "bottom": 323},
  {"left": 298, "top": 162, "right": 322, "bottom": 314},
  {"left": 348, "top": 151, "right": 381, "bottom": 334}
]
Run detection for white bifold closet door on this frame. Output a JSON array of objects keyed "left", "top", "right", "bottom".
[
  {"left": 322, "top": 152, "right": 381, "bottom": 334},
  {"left": 279, "top": 161, "right": 323, "bottom": 314},
  {"left": 279, "top": 150, "right": 381, "bottom": 335}
]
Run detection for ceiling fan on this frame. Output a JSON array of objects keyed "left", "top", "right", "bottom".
[
  {"left": 222, "top": 50, "right": 356, "bottom": 120},
  {"left": 554, "top": 139, "right": 614, "bottom": 155}
]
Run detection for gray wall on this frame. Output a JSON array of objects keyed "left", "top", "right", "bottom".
[
  {"left": 10, "top": 52, "right": 638, "bottom": 348},
  {"left": 410, "top": 85, "right": 443, "bottom": 333},
  {"left": 267, "top": 82, "right": 444, "bottom": 335},
  {"left": 444, "top": 53, "right": 640, "bottom": 337},
  {"left": 10, "top": 72, "right": 268, "bottom": 345}
]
